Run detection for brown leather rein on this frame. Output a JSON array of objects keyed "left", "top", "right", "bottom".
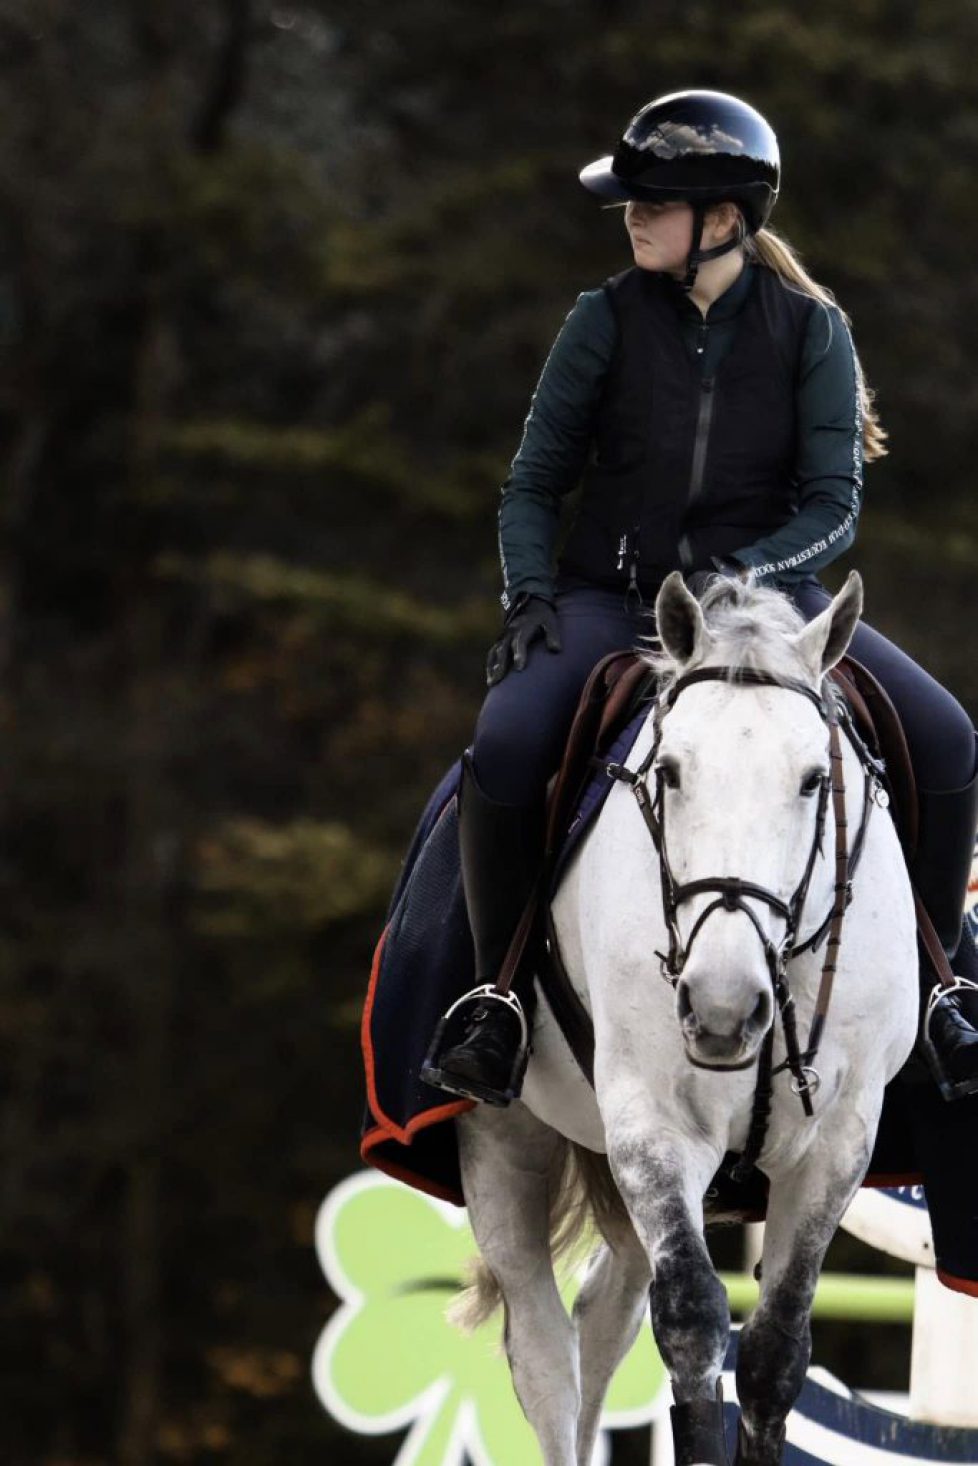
[{"left": 603, "top": 666, "right": 881, "bottom": 1171}]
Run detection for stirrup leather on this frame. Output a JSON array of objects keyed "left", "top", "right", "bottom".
[
  {"left": 920, "top": 976, "right": 978, "bottom": 1102},
  {"left": 421, "top": 985, "right": 529, "bottom": 1107}
]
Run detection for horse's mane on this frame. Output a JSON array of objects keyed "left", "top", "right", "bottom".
[{"left": 641, "top": 575, "right": 810, "bottom": 689}]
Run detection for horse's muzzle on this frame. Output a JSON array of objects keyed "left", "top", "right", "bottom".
[{"left": 677, "top": 980, "right": 772, "bottom": 1070}]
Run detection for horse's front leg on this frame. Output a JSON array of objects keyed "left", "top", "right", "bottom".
[
  {"left": 606, "top": 1119, "right": 730, "bottom": 1466},
  {"left": 734, "top": 1118, "right": 875, "bottom": 1466}
]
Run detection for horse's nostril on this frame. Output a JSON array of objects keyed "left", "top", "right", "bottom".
[
  {"left": 751, "top": 992, "right": 770, "bottom": 1029},
  {"left": 676, "top": 980, "right": 693, "bottom": 1022}
]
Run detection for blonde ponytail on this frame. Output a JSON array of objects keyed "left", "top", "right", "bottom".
[{"left": 745, "top": 226, "right": 887, "bottom": 462}]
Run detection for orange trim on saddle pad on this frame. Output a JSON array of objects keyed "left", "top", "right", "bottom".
[
  {"left": 936, "top": 1267, "right": 978, "bottom": 1298},
  {"left": 360, "top": 921, "right": 474, "bottom": 1144},
  {"left": 862, "top": 1172, "right": 924, "bottom": 1189},
  {"left": 360, "top": 1125, "right": 466, "bottom": 1206}
]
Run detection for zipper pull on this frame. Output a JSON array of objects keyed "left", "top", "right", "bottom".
[
  {"left": 625, "top": 528, "right": 644, "bottom": 609},
  {"left": 616, "top": 532, "right": 628, "bottom": 571}
]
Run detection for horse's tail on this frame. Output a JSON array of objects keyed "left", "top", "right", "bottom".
[
  {"left": 448, "top": 1138, "right": 630, "bottom": 1333},
  {"left": 448, "top": 1255, "right": 503, "bottom": 1333}
]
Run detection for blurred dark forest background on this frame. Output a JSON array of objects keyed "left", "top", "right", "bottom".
[{"left": 2, "top": 1, "right": 977, "bottom": 1462}]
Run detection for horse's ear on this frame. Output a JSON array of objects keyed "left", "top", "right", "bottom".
[
  {"left": 791, "top": 571, "right": 864, "bottom": 676},
  {"left": 655, "top": 571, "right": 710, "bottom": 665}
]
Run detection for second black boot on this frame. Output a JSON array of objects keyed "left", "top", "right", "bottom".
[
  {"left": 914, "top": 756, "right": 978, "bottom": 1101},
  {"left": 421, "top": 751, "right": 545, "bottom": 1106}
]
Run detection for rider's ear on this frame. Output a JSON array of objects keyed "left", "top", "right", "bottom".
[
  {"left": 791, "top": 571, "right": 864, "bottom": 677},
  {"left": 656, "top": 572, "right": 711, "bottom": 664}
]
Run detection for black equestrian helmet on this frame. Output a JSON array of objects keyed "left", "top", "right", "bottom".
[{"left": 579, "top": 89, "right": 780, "bottom": 234}]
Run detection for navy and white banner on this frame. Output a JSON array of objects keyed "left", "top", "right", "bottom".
[
  {"left": 717, "top": 1335, "right": 978, "bottom": 1465},
  {"left": 842, "top": 1184, "right": 934, "bottom": 1269}
]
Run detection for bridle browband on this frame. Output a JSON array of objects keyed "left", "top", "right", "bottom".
[{"left": 603, "top": 663, "right": 879, "bottom": 1174}]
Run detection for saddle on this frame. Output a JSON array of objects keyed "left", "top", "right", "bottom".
[{"left": 546, "top": 647, "right": 917, "bottom": 871}]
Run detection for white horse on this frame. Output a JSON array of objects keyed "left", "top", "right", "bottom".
[{"left": 454, "top": 572, "right": 918, "bottom": 1466}]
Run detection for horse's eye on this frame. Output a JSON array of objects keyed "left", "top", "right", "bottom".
[
  {"left": 799, "top": 769, "right": 825, "bottom": 797},
  {"left": 657, "top": 759, "right": 681, "bottom": 791}
]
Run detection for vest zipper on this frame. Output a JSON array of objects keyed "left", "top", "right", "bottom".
[
  {"left": 618, "top": 524, "right": 643, "bottom": 607},
  {"left": 678, "top": 376, "right": 716, "bottom": 569}
]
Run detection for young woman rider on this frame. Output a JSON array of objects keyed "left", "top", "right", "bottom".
[{"left": 421, "top": 89, "right": 978, "bottom": 1108}]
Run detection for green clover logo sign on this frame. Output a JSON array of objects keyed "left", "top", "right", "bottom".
[{"left": 313, "top": 1172, "right": 668, "bottom": 1465}]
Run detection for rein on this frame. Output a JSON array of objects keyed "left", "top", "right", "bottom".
[{"left": 603, "top": 664, "right": 880, "bottom": 1169}]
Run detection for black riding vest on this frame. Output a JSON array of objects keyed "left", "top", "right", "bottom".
[{"left": 557, "top": 266, "right": 817, "bottom": 594}]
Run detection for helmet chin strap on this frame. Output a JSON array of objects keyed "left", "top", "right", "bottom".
[{"left": 680, "top": 203, "right": 745, "bottom": 292}]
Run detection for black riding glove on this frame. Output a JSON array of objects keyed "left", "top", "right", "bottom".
[
  {"left": 486, "top": 594, "right": 562, "bottom": 687},
  {"left": 685, "top": 558, "right": 745, "bottom": 600}
]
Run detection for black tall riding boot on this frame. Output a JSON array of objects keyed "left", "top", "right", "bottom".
[
  {"left": 914, "top": 751, "right": 978, "bottom": 1101},
  {"left": 421, "top": 751, "right": 545, "bottom": 1106}
]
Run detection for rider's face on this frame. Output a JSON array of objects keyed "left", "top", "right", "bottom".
[{"left": 623, "top": 199, "right": 694, "bottom": 274}]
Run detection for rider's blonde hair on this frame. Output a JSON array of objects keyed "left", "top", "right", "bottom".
[{"left": 744, "top": 223, "right": 887, "bottom": 462}]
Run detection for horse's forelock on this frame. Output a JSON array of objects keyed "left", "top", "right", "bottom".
[{"left": 641, "top": 576, "right": 811, "bottom": 688}]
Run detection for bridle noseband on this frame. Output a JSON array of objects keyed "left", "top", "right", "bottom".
[{"left": 604, "top": 665, "right": 878, "bottom": 1162}]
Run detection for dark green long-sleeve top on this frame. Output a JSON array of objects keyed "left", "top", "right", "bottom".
[{"left": 497, "top": 263, "right": 864, "bottom": 610}]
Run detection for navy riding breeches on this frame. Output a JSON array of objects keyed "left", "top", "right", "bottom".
[
  {"left": 472, "top": 580, "right": 976, "bottom": 808},
  {"left": 791, "top": 582, "right": 975, "bottom": 796},
  {"left": 473, "top": 587, "right": 648, "bottom": 806}
]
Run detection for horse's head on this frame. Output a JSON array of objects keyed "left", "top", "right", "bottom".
[{"left": 647, "top": 570, "right": 863, "bottom": 1070}]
